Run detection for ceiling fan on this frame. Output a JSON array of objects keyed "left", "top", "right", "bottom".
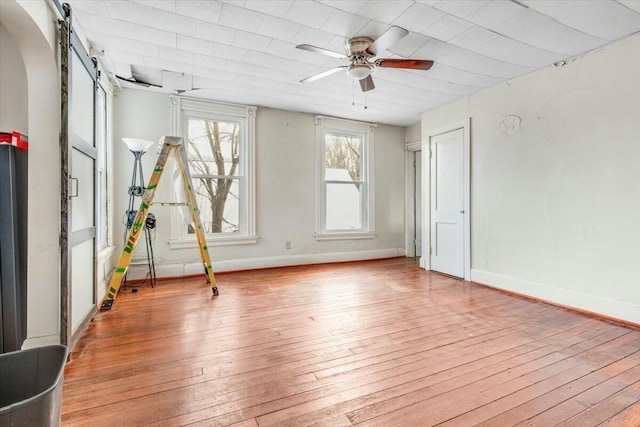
[{"left": 297, "top": 25, "right": 434, "bottom": 92}]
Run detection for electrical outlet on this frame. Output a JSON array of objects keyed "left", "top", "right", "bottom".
[{"left": 285, "top": 241, "right": 292, "bottom": 249}]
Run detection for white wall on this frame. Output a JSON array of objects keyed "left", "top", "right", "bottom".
[
  {"left": 1, "top": 0, "right": 62, "bottom": 348},
  {"left": 0, "top": 22, "right": 28, "bottom": 135},
  {"left": 112, "top": 88, "right": 406, "bottom": 275},
  {"left": 405, "top": 123, "right": 421, "bottom": 145},
  {"left": 421, "top": 33, "right": 640, "bottom": 325}
]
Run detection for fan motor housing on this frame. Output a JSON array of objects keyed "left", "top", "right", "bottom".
[{"left": 345, "top": 36, "right": 374, "bottom": 59}]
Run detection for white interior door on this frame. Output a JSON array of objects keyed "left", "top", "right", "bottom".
[
  {"left": 430, "top": 128, "right": 464, "bottom": 278},
  {"left": 414, "top": 151, "right": 422, "bottom": 257}
]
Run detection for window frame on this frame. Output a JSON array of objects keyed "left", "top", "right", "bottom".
[
  {"left": 169, "top": 96, "right": 257, "bottom": 248},
  {"left": 315, "top": 116, "right": 376, "bottom": 241},
  {"left": 96, "top": 79, "right": 112, "bottom": 251}
]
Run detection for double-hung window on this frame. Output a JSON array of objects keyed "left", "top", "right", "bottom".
[
  {"left": 169, "top": 97, "right": 257, "bottom": 247},
  {"left": 315, "top": 116, "right": 375, "bottom": 240}
]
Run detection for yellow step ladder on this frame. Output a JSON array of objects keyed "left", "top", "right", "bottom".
[{"left": 100, "top": 136, "right": 217, "bottom": 311}]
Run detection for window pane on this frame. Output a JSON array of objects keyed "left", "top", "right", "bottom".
[
  {"left": 70, "top": 53, "right": 95, "bottom": 146},
  {"left": 325, "top": 134, "right": 361, "bottom": 181},
  {"left": 187, "top": 118, "right": 240, "bottom": 177},
  {"left": 96, "top": 88, "right": 106, "bottom": 170},
  {"left": 326, "top": 182, "right": 362, "bottom": 230},
  {"left": 98, "top": 170, "right": 107, "bottom": 246},
  {"left": 96, "top": 87, "right": 107, "bottom": 247},
  {"left": 189, "top": 177, "right": 240, "bottom": 234}
]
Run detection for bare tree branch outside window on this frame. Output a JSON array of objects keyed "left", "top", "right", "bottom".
[
  {"left": 325, "top": 135, "right": 361, "bottom": 182},
  {"left": 187, "top": 118, "right": 240, "bottom": 234}
]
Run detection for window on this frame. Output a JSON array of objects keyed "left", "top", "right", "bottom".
[
  {"left": 96, "top": 83, "right": 110, "bottom": 249},
  {"left": 315, "top": 116, "right": 375, "bottom": 240},
  {"left": 170, "top": 97, "right": 256, "bottom": 247},
  {"left": 186, "top": 116, "right": 241, "bottom": 234}
]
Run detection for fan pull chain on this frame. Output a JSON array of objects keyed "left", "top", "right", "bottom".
[
  {"left": 352, "top": 78, "right": 355, "bottom": 106},
  {"left": 364, "top": 90, "right": 367, "bottom": 110}
]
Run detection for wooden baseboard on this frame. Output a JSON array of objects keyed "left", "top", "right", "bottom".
[
  {"left": 472, "top": 279, "right": 640, "bottom": 330},
  {"left": 127, "top": 256, "right": 406, "bottom": 281}
]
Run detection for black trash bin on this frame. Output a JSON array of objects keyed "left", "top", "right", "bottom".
[{"left": 0, "top": 345, "right": 68, "bottom": 427}]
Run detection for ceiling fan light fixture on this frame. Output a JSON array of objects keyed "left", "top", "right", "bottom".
[{"left": 346, "top": 63, "right": 372, "bottom": 80}]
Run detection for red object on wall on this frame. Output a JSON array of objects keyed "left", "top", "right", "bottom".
[{"left": 0, "top": 131, "right": 28, "bottom": 150}]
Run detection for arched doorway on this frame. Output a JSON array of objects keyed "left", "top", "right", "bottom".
[{"left": 0, "top": 0, "right": 62, "bottom": 349}]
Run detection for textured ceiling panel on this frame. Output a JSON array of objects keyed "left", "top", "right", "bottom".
[
  {"left": 619, "top": 0, "right": 640, "bottom": 14},
  {"left": 131, "top": 0, "right": 175, "bottom": 13},
  {"left": 175, "top": 1, "right": 222, "bottom": 23},
  {"left": 421, "top": 14, "right": 474, "bottom": 41},
  {"left": 231, "top": 30, "right": 272, "bottom": 51},
  {"left": 68, "top": 0, "right": 640, "bottom": 127},
  {"left": 522, "top": 0, "right": 640, "bottom": 40},
  {"left": 388, "top": 32, "right": 431, "bottom": 57},
  {"left": 177, "top": 35, "right": 215, "bottom": 56},
  {"left": 317, "top": 0, "right": 368, "bottom": 15},
  {"left": 357, "top": 0, "right": 413, "bottom": 23},
  {"left": 219, "top": 3, "right": 265, "bottom": 32},
  {"left": 492, "top": 9, "right": 552, "bottom": 41},
  {"left": 243, "top": 0, "right": 294, "bottom": 18},
  {"left": 515, "top": 21, "right": 607, "bottom": 56},
  {"left": 320, "top": 9, "right": 369, "bottom": 38},
  {"left": 464, "top": 1, "right": 526, "bottom": 29},
  {"left": 158, "top": 46, "right": 194, "bottom": 65},
  {"left": 193, "top": 21, "right": 236, "bottom": 44},
  {"left": 257, "top": 15, "right": 302, "bottom": 41},
  {"left": 392, "top": 3, "right": 445, "bottom": 33},
  {"left": 431, "top": 0, "right": 491, "bottom": 18},
  {"left": 285, "top": 0, "right": 334, "bottom": 29}
]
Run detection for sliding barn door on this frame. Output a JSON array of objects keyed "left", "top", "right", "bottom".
[{"left": 60, "top": 3, "right": 98, "bottom": 347}]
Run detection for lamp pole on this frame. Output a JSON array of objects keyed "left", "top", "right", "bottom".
[{"left": 122, "top": 138, "right": 157, "bottom": 288}]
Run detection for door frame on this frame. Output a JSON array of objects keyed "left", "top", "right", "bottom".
[
  {"left": 421, "top": 118, "right": 471, "bottom": 280},
  {"left": 404, "top": 140, "right": 421, "bottom": 258}
]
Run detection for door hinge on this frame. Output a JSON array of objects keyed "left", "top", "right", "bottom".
[
  {"left": 429, "top": 148, "right": 432, "bottom": 159},
  {"left": 429, "top": 247, "right": 432, "bottom": 255}
]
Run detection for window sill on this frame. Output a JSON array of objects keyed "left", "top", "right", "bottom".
[
  {"left": 168, "top": 235, "right": 259, "bottom": 249},
  {"left": 315, "top": 232, "right": 376, "bottom": 241}
]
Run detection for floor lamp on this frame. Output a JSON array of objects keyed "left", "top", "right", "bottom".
[{"left": 122, "top": 137, "right": 157, "bottom": 288}]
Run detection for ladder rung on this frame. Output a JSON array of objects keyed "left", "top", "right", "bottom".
[{"left": 152, "top": 202, "right": 188, "bottom": 206}]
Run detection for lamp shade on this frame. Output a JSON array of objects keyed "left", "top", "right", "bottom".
[
  {"left": 346, "top": 63, "right": 372, "bottom": 80},
  {"left": 122, "top": 138, "right": 155, "bottom": 153}
]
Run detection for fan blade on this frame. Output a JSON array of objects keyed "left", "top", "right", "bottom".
[
  {"left": 366, "top": 26, "right": 409, "bottom": 56},
  {"left": 375, "top": 59, "right": 434, "bottom": 70},
  {"left": 300, "top": 66, "right": 347, "bottom": 83},
  {"left": 359, "top": 75, "right": 375, "bottom": 92},
  {"left": 296, "top": 44, "right": 347, "bottom": 59}
]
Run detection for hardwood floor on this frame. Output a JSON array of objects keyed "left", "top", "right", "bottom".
[{"left": 62, "top": 258, "right": 640, "bottom": 426}]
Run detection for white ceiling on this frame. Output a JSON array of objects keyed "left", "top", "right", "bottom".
[{"left": 68, "top": 0, "right": 640, "bottom": 127}]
